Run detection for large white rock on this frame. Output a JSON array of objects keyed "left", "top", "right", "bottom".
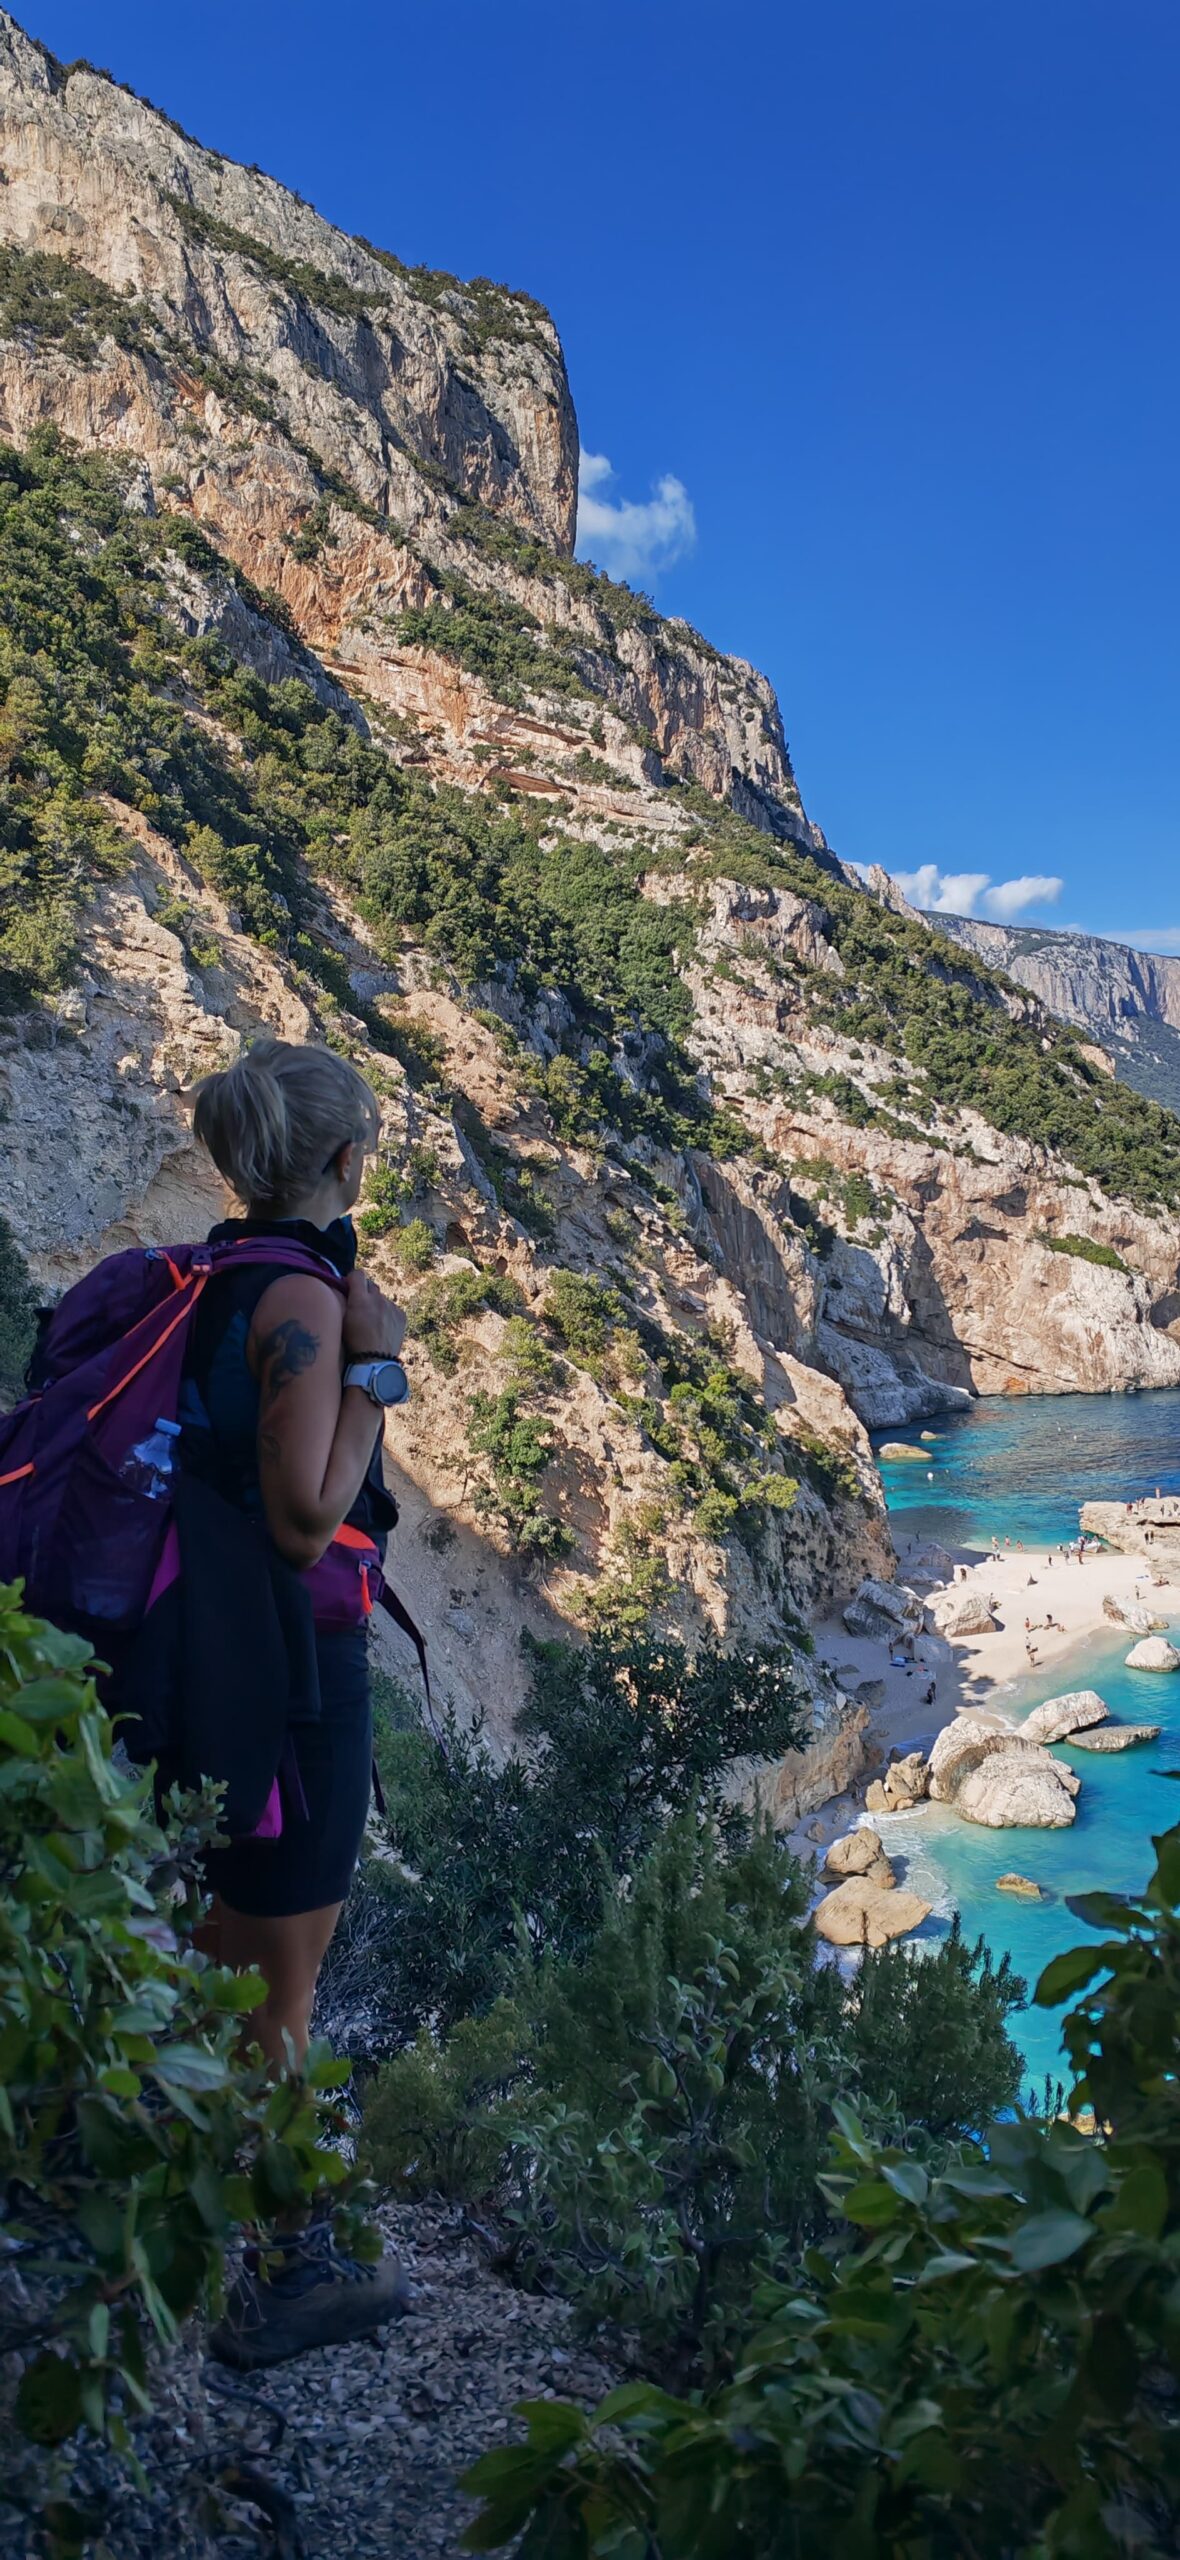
[
  {"left": 1023, "top": 1690, "right": 1108, "bottom": 1744},
  {"left": 1103, "top": 1594, "right": 1167, "bottom": 1635},
  {"left": 928, "top": 1717, "right": 1081, "bottom": 1827},
  {"left": 879, "top": 1442, "right": 928, "bottom": 1461},
  {"left": 1069, "top": 1722, "right": 1161, "bottom": 1751},
  {"left": 954, "top": 1751, "right": 1078, "bottom": 1827},
  {"left": 842, "top": 1577, "right": 923, "bottom": 1642},
  {"left": 932, "top": 1591, "right": 998, "bottom": 1638},
  {"left": 814, "top": 1877, "right": 931, "bottom": 1947},
  {"left": 864, "top": 1750, "right": 930, "bottom": 1815},
  {"left": 1125, "top": 1637, "right": 1180, "bottom": 1672},
  {"left": 823, "top": 1826, "right": 895, "bottom": 1885},
  {"left": 904, "top": 1541, "right": 958, "bottom": 1591}
]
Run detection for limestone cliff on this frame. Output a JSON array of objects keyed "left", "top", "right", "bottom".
[
  {"left": 930, "top": 912, "right": 1180, "bottom": 1116},
  {"left": 2, "top": 9, "right": 1180, "bottom": 1762}
]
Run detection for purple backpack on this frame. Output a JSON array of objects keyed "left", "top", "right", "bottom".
[{"left": 0, "top": 1235, "right": 354, "bottom": 1640}]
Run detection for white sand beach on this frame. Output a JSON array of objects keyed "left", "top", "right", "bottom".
[{"left": 791, "top": 1538, "right": 1178, "bottom": 1862}]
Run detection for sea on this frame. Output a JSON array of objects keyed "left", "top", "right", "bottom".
[{"left": 872, "top": 1390, "right": 1180, "bottom": 2092}]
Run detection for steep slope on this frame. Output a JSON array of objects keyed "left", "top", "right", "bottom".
[
  {"left": 3, "top": 10, "right": 1180, "bottom": 1760},
  {"left": 929, "top": 911, "right": 1180, "bottom": 1115}
]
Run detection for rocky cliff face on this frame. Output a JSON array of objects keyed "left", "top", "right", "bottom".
[
  {"left": 930, "top": 913, "right": 1180, "bottom": 1115},
  {"left": 2, "top": 11, "right": 1180, "bottom": 1752}
]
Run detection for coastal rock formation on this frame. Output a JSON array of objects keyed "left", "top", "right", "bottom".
[
  {"left": 813, "top": 1876, "right": 931, "bottom": 1948},
  {"left": 932, "top": 1591, "right": 998, "bottom": 1638},
  {"left": 928, "top": 1717, "right": 1080, "bottom": 1827},
  {"left": 1081, "top": 1502, "right": 1180, "bottom": 1564},
  {"left": 996, "top": 1873, "right": 1043, "bottom": 1898},
  {"left": 1022, "top": 1690, "right": 1109, "bottom": 1743},
  {"left": 904, "top": 1542, "right": 958, "bottom": 1589},
  {"left": 1069, "top": 1723, "right": 1160, "bottom": 1751},
  {"left": 864, "top": 1751, "right": 929, "bottom": 1815},
  {"left": 727, "top": 1689, "right": 872, "bottom": 1831},
  {"left": 842, "top": 1577, "right": 923, "bottom": 1641},
  {"left": 823, "top": 1825, "right": 895, "bottom": 1885},
  {"left": 1103, "top": 1594, "right": 1168, "bottom": 1634},
  {"left": 954, "top": 1754, "right": 1079, "bottom": 1829},
  {"left": 878, "top": 1442, "right": 928, "bottom": 1461},
  {"left": 1124, "top": 1637, "right": 1180, "bottom": 1672}
]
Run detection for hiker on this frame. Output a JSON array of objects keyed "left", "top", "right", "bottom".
[
  {"left": 182, "top": 1041, "right": 416, "bottom": 2360},
  {"left": 0, "top": 1037, "right": 420, "bottom": 2363}
]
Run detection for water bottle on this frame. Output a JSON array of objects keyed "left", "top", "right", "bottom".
[{"left": 118, "top": 1417, "right": 181, "bottom": 1501}]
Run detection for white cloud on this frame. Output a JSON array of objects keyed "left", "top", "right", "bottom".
[
  {"left": 892, "top": 864, "right": 992, "bottom": 915},
  {"left": 981, "top": 873, "right": 1064, "bottom": 921},
  {"left": 890, "top": 864, "right": 1063, "bottom": 920},
  {"left": 576, "top": 449, "right": 696, "bottom": 584}
]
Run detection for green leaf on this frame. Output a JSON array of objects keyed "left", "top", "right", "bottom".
[
  {"left": 16, "top": 2350, "right": 84, "bottom": 2445},
  {"left": 519, "top": 2399, "right": 587, "bottom": 2453},
  {"left": 148, "top": 2043, "right": 231, "bottom": 2093},
  {"left": 1006, "top": 2209, "right": 1093, "bottom": 2272},
  {"left": 1034, "top": 1945, "right": 1106, "bottom": 2009},
  {"left": 1104, "top": 2161, "right": 1168, "bottom": 2239},
  {"left": 882, "top": 2159, "right": 928, "bottom": 2206}
]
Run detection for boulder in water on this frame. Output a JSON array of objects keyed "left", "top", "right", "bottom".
[
  {"left": 865, "top": 1752, "right": 929, "bottom": 1816},
  {"left": 1125, "top": 1636, "right": 1180, "bottom": 1672},
  {"left": 928, "top": 1716, "right": 1080, "bottom": 1827},
  {"left": 1022, "top": 1689, "right": 1108, "bottom": 1744},
  {"left": 996, "top": 1872, "right": 1043, "bottom": 1898},
  {"left": 955, "top": 1752, "right": 1079, "bottom": 1828},
  {"left": 1069, "top": 1722, "right": 1161, "bottom": 1751},
  {"left": 824, "top": 1826, "right": 895, "bottom": 1885},
  {"left": 814, "top": 1877, "right": 931, "bottom": 1947},
  {"left": 879, "top": 1442, "right": 928, "bottom": 1461}
]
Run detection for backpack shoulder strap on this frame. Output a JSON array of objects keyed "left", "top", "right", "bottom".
[{"left": 207, "top": 1238, "right": 350, "bottom": 1298}]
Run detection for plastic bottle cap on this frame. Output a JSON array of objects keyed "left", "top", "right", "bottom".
[{"left": 154, "top": 1418, "right": 183, "bottom": 1437}]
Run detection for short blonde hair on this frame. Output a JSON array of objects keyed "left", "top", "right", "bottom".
[{"left": 193, "top": 1036, "right": 379, "bottom": 1210}]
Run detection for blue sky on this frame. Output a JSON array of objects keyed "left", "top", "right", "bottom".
[{"left": 21, "top": 1, "right": 1180, "bottom": 948}]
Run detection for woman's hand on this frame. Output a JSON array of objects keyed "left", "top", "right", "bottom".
[{"left": 342, "top": 1269, "right": 406, "bottom": 1362}]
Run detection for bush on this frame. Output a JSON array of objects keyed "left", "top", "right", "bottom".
[
  {"left": 365, "top": 1815, "right": 1024, "bottom": 2379},
  {"left": 463, "top": 1825, "right": 1180, "bottom": 2558},
  {"left": 353, "top": 1631, "right": 809, "bottom": 2046},
  {"left": 0, "top": 1586, "right": 355, "bottom": 2528},
  {"left": 467, "top": 1387, "right": 572, "bottom": 1558},
  {"left": 1037, "top": 1230, "right": 1130, "bottom": 1273},
  {"left": 409, "top": 1264, "right": 523, "bottom": 1370}
]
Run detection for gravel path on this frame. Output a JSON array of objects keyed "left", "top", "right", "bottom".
[{"left": 2, "top": 2205, "right": 617, "bottom": 2559}]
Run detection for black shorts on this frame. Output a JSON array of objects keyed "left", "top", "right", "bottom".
[{"left": 205, "top": 1630, "right": 372, "bottom": 1919}]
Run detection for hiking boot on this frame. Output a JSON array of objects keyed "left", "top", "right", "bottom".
[{"left": 208, "top": 2221, "right": 413, "bottom": 2369}]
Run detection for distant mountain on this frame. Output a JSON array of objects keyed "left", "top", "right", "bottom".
[{"left": 928, "top": 915, "right": 1180, "bottom": 1114}]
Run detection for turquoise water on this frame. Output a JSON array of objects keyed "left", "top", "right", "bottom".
[{"left": 873, "top": 1393, "right": 1180, "bottom": 2092}]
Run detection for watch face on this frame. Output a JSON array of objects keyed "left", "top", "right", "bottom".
[{"left": 375, "top": 1359, "right": 409, "bottom": 1406}]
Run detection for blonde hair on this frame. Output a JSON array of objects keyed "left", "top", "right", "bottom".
[{"left": 193, "top": 1037, "right": 380, "bottom": 1210}]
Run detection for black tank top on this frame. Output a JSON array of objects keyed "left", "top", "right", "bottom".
[{"left": 178, "top": 1214, "right": 396, "bottom": 1549}]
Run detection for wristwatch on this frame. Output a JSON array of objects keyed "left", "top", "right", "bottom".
[{"left": 343, "top": 1357, "right": 411, "bottom": 1408}]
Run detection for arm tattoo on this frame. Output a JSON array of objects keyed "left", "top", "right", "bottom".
[{"left": 258, "top": 1317, "right": 320, "bottom": 1407}]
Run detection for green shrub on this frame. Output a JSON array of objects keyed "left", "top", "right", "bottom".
[
  {"left": 464, "top": 1828, "right": 1180, "bottom": 2558},
  {"left": 355, "top": 1631, "right": 808, "bottom": 2045},
  {"left": 365, "top": 1817, "right": 1023, "bottom": 2380},
  {"left": 0, "top": 1586, "right": 355, "bottom": 2528},
  {"left": 409, "top": 1264, "right": 523, "bottom": 1370},
  {"left": 467, "top": 1387, "right": 572, "bottom": 1558},
  {"left": 1037, "top": 1230, "right": 1130, "bottom": 1273}
]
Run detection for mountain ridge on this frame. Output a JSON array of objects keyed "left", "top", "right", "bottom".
[{"left": 927, "top": 909, "right": 1180, "bottom": 1113}]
